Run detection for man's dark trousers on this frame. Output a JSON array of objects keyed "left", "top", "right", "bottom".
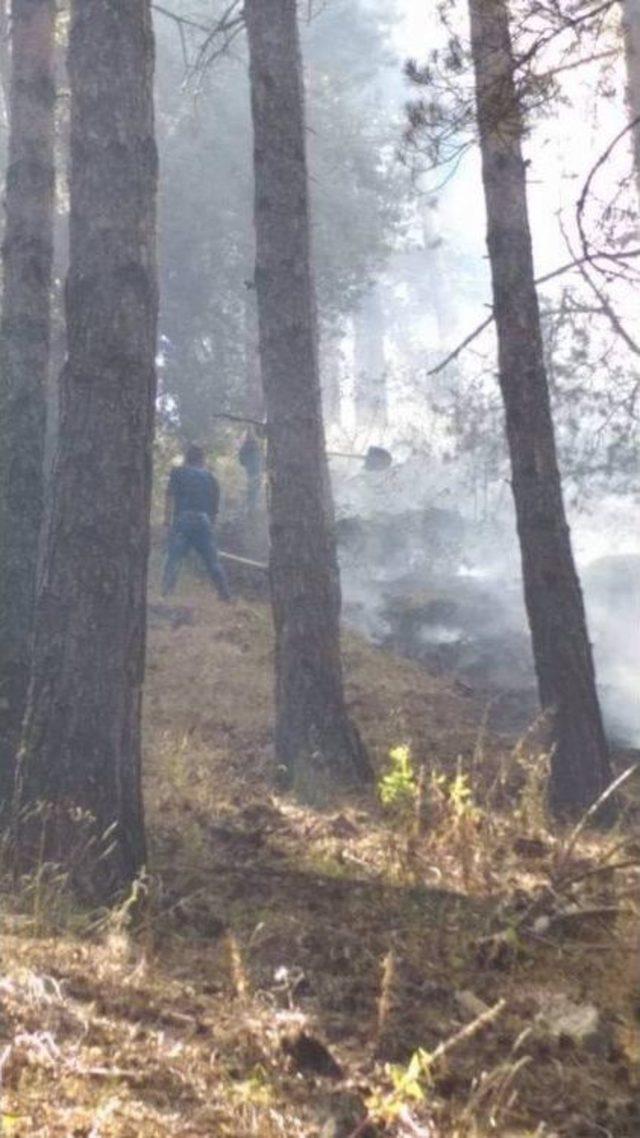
[{"left": 162, "top": 511, "right": 231, "bottom": 600}]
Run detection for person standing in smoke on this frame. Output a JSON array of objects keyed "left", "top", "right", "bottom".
[
  {"left": 162, "top": 444, "right": 231, "bottom": 601},
  {"left": 238, "top": 426, "right": 263, "bottom": 514}
]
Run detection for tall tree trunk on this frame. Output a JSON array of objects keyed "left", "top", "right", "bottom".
[
  {"left": 0, "top": 0, "right": 55, "bottom": 810},
  {"left": 353, "top": 285, "right": 387, "bottom": 432},
  {"left": 244, "top": 0, "right": 371, "bottom": 797},
  {"left": 468, "top": 0, "right": 612, "bottom": 817},
  {"left": 15, "top": 0, "right": 158, "bottom": 895},
  {"left": 622, "top": 0, "right": 640, "bottom": 203}
]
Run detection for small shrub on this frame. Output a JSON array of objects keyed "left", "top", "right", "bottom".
[
  {"left": 379, "top": 745, "right": 419, "bottom": 813},
  {"left": 367, "top": 1047, "right": 432, "bottom": 1125}
]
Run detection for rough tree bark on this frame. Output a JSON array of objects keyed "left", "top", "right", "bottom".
[
  {"left": 15, "top": 0, "right": 158, "bottom": 894},
  {"left": 244, "top": 0, "right": 371, "bottom": 796},
  {"left": 468, "top": 0, "right": 612, "bottom": 816},
  {"left": 0, "top": 0, "right": 55, "bottom": 810},
  {"left": 622, "top": 0, "right": 640, "bottom": 203}
]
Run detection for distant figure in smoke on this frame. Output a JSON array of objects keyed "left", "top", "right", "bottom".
[
  {"left": 162, "top": 444, "right": 231, "bottom": 601},
  {"left": 238, "top": 426, "right": 263, "bottom": 514}
]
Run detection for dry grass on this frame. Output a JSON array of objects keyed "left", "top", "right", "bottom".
[{"left": 1, "top": 577, "right": 639, "bottom": 1137}]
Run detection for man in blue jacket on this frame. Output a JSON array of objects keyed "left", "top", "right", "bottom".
[{"left": 162, "top": 444, "right": 231, "bottom": 601}]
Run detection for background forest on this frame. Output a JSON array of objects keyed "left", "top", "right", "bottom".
[
  {"left": 151, "top": 0, "right": 640, "bottom": 753},
  {"left": 152, "top": 0, "right": 639, "bottom": 493}
]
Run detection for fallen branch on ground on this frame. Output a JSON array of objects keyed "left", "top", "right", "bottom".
[{"left": 430, "top": 997, "right": 507, "bottom": 1065}]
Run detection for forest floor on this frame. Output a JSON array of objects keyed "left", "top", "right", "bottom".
[{"left": 1, "top": 570, "right": 639, "bottom": 1138}]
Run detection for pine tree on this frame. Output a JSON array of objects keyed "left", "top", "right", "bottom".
[
  {"left": 468, "top": 0, "right": 612, "bottom": 816},
  {"left": 15, "top": 0, "right": 158, "bottom": 894},
  {"left": 0, "top": 0, "right": 56, "bottom": 810},
  {"left": 244, "top": 0, "right": 371, "bottom": 796}
]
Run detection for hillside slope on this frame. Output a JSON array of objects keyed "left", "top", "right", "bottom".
[{"left": 1, "top": 580, "right": 638, "bottom": 1138}]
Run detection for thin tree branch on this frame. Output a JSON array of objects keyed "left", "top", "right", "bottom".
[
  {"left": 576, "top": 115, "right": 640, "bottom": 263},
  {"left": 427, "top": 313, "right": 495, "bottom": 376},
  {"left": 513, "top": 0, "right": 616, "bottom": 75},
  {"left": 560, "top": 213, "right": 640, "bottom": 358},
  {"left": 152, "top": 4, "right": 210, "bottom": 34},
  {"left": 558, "top": 764, "right": 640, "bottom": 870},
  {"left": 536, "top": 47, "right": 617, "bottom": 83},
  {"left": 574, "top": 256, "right": 640, "bottom": 357},
  {"left": 427, "top": 247, "right": 640, "bottom": 375},
  {"left": 193, "top": 0, "right": 245, "bottom": 73}
]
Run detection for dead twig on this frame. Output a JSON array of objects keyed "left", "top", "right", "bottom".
[
  {"left": 560, "top": 215, "right": 640, "bottom": 358},
  {"left": 375, "top": 948, "right": 397, "bottom": 1046},
  {"left": 557, "top": 763, "right": 639, "bottom": 873},
  {"left": 81, "top": 1065, "right": 144, "bottom": 1082},
  {"left": 463, "top": 1053, "right": 532, "bottom": 1123},
  {"left": 348, "top": 999, "right": 507, "bottom": 1138},
  {"left": 553, "top": 856, "right": 640, "bottom": 890},
  {"left": 576, "top": 116, "right": 640, "bottom": 264},
  {"left": 431, "top": 997, "right": 507, "bottom": 1065},
  {"left": 193, "top": 0, "right": 244, "bottom": 73}
]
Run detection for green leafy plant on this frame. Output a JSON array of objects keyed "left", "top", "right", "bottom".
[
  {"left": 379, "top": 745, "right": 419, "bottom": 813},
  {"left": 447, "top": 769, "right": 480, "bottom": 824},
  {"left": 367, "top": 1047, "right": 433, "bottom": 1124}
]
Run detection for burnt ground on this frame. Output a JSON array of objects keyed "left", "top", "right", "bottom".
[{"left": 1, "top": 572, "right": 639, "bottom": 1138}]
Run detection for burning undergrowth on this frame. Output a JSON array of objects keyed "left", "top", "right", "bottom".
[{"left": 334, "top": 464, "right": 640, "bottom": 747}]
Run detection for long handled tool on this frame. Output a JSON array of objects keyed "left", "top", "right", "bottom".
[
  {"left": 327, "top": 445, "right": 392, "bottom": 471},
  {"left": 211, "top": 411, "right": 393, "bottom": 471},
  {"left": 219, "top": 550, "right": 269, "bottom": 572}
]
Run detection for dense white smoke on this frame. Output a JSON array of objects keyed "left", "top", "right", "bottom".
[{"left": 334, "top": 460, "right": 640, "bottom": 747}]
